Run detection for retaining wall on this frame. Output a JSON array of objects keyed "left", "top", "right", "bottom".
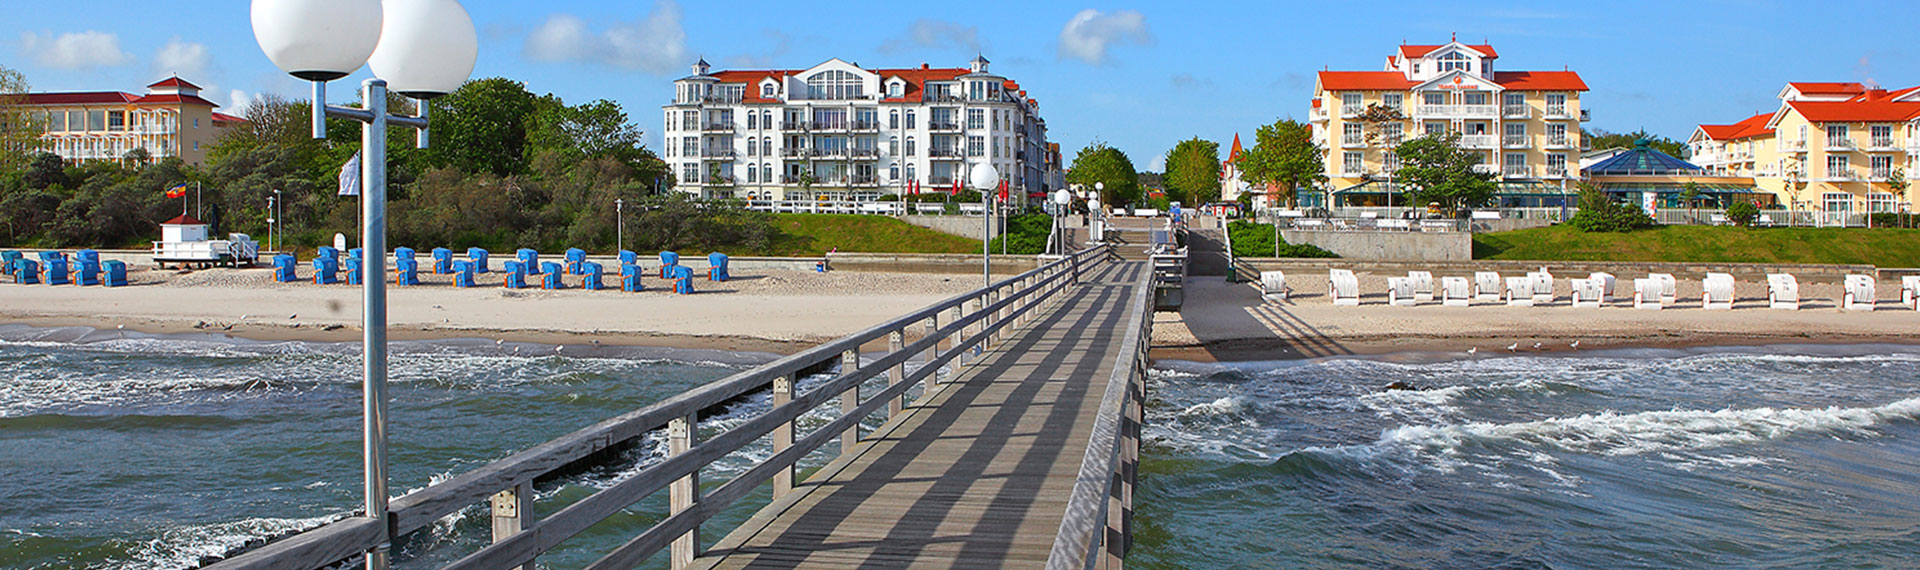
[
  {"left": 1279, "top": 230, "right": 1473, "bottom": 261},
  {"left": 901, "top": 214, "right": 1002, "bottom": 241}
]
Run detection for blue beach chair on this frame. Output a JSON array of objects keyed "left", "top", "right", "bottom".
[
  {"left": 431, "top": 247, "right": 454, "bottom": 274},
  {"left": 518, "top": 249, "right": 541, "bottom": 275},
  {"left": 502, "top": 261, "right": 527, "bottom": 289},
  {"left": 707, "top": 252, "right": 730, "bottom": 282},
  {"left": 394, "top": 257, "right": 419, "bottom": 286},
  {"left": 619, "top": 250, "right": 637, "bottom": 267},
  {"left": 671, "top": 264, "right": 695, "bottom": 295},
  {"left": 621, "top": 263, "right": 644, "bottom": 292},
  {"left": 0, "top": 251, "right": 19, "bottom": 276},
  {"left": 273, "top": 253, "right": 298, "bottom": 282},
  {"left": 72, "top": 260, "right": 100, "bottom": 286},
  {"left": 102, "top": 260, "right": 127, "bottom": 287},
  {"left": 313, "top": 257, "right": 339, "bottom": 284},
  {"left": 468, "top": 247, "right": 490, "bottom": 273},
  {"left": 14, "top": 259, "right": 39, "bottom": 284},
  {"left": 581, "top": 262, "right": 604, "bottom": 291},
  {"left": 659, "top": 251, "right": 679, "bottom": 278},
  {"left": 39, "top": 252, "right": 69, "bottom": 286},
  {"left": 344, "top": 256, "right": 363, "bottom": 285},
  {"left": 452, "top": 260, "right": 476, "bottom": 288},
  {"left": 541, "top": 262, "right": 565, "bottom": 289},
  {"left": 565, "top": 248, "right": 587, "bottom": 275}
]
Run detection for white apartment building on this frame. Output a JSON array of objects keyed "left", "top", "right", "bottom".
[{"left": 663, "top": 57, "right": 1056, "bottom": 203}]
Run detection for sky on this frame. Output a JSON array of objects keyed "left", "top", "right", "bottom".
[{"left": 7, "top": 0, "right": 1919, "bottom": 171}]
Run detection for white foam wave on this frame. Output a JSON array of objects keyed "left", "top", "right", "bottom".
[
  {"left": 120, "top": 514, "right": 340, "bottom": 570},
  {"left": 1178, "top": 396, "right": 1247, "bottom": 418}
]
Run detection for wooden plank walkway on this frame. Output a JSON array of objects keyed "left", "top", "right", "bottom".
[{"left": 691, "top": 260, "right": 1148, "bottom": 569}]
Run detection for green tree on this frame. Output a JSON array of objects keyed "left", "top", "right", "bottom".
[
  {"left": 1586, "top": 129, "right": 1686, "bottom": 158},
  {"left": 1569, "top": 182, "right": 1654, "bottom": 232},
  {"left": 1888, "top": 168, "right": 1909, "bottom": 227},
  {"left": 1393, "top": 132, "right": 1498, "bottom": 215},
  {"left": 0, "top": 64, "right": 42, "bottom": 172},
  {"left": 428, "top": 77, "right": 539, "bottom": 176},
  {"left": 1163, "top": 137, "right": 1221, "bottom": 205},
  {"left": 1064, "top": 142, "right": 1142, "bottom": 206},
  {"left": 1237, "top": 118, "right": 1322, "bottom": 208},
  {"left": 1679, "top": 181, "right": 1703, "bottom": 223},
  {"left": 1726, "top": 200, "right": 1759, "bottom": 227}
]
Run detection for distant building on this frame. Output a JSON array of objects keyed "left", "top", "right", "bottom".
[
  {"left": 662, "top": 57, "right": 1057, "bottom": 203},
  {"left": 1310, "top": 39, "right": 1590, "bottom": 209},
  {"left": 1220, "top": 134, "right": 1249, "bottom": 204},
  {"left": 19, "top": 77, "right": 244, "bottom": 166},
  {"left": 1690, "top": 82, "right": 1920, "bottom": 224}
]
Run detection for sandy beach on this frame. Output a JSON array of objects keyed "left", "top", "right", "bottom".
[
  {"left": 0, "top": 264, "right": 978, "bottom": 354},
  {"left": 1155, "top": 271, "right": 1920, "bottom": 361}
]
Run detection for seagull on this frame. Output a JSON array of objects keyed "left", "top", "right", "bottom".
[
  {"left": 116, "top": 324, "right": 124, "bottom": 330},
  {"left": 289, "top": 314, "right": 297, "bottom": 319},
  {"left": 1507, "top": 342, "right": 1519, "bottom": 352},
  {"left": 1533, "top": 342, "right": 1543, "bottom": 350},
  {"left": 1570, "top": 340, "right": 1581, "bottom": 350},
  {"left": 239, "top": 314, "right": 248, "bottom": 320},
  {"left": 1467, "top": 347, "right": 1478, "bottom": 356}
]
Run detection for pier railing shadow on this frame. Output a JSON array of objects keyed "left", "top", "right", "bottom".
[{"left": 199, "top": 246, "right": 1114, "bottom": 570}]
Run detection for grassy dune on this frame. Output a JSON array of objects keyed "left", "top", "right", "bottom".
[
  {"left": 1473, "top": 225, "right": 1920, "bottom": 267},
  {"left": 761, "top": 213, "right": 980, "bottom": 256}
]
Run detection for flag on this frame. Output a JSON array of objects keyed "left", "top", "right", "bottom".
[
  {"left": 997, "top": 180, "right": 1008, "bottom": 202},
  {"left": 164, "top": 184, "right": 187, "bottom": 199},
  {"left": 950, "top": 178, "right": 960, "bottom": 196},
  {"left": 338, "top": 152, "right": 361, "bottom": 197}
]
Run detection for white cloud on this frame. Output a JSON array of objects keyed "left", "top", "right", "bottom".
[
  {"left": 1148, "top": 153, "right": 1167, "bottom": 172},
  {"left": 153, "top": 37, "right": 212, "bottom": 81},
  {"left": 19, "top": 30, "right": 133, "bottom": 69},
  {"left": 227, "top": 89, "right": 256, "bottom": 113},
  {"left": 879, "top": 19, "right": 982, "bottom": 54},
  {"left": 1057, "top": 9, "right": 1150, "bottom": 65},
  {"left": 525, "top": 1, "right": 689, "bottom": 75}
]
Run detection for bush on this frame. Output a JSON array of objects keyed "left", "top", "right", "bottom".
[
  {"left": 1726, "top": 201, "right": 1759, "bottom": 227},
  {"left": 987, "top": 212, "right": 1054, "bottom": 254},
  {"left": 1226, "top": 220, "right": 1338, "bottom": 258},
  {"left": 1869, "top": 213, "right": 1920, "bottom": 229},
  {"left": 1569, "top": 186, "right": 1654, "bottom": 232}
]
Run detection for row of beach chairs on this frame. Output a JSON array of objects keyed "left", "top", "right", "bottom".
[
  {"left": 3, "top": 250, "right": 129, "bottom": 287},
  {"left": 273, "top": 247, "right": 728, "bottom": 295},
  {"left": 1261, "top": 269, "right": 1915, "bottom": 311}
]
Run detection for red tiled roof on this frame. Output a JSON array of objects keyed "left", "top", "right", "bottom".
[
  {"left": 1699, "top": 112, "right": 1775, "bottom": 141},
  {"left": 211, "top": 112, "right": 247, "bottom": 123},
  {"left": 1317, "top": 71, "right": 1416, "bottom": 91},
  {"left": 1787, "top": 100, "right": 1920, "bottom": 123},
  {"left": 1227, "top": 134, "right": 1243, "bottom": 164},
  {"left": 133, "top": 93, "right": 218, "bottom": 107},
  {"left": 148, "top": 77, "right": 202, "bottom": 90},
  {"left": 161, "top": 215, "right": 206, "bottom": 226},
  {"left": 1788, "top": 82, "right": 1865, "bottom": 95},
  {"left": 702, "top": 66, "right": 974, "bottom": 104},
  {"left": 1491, "top": 71, "right": 1588, "bottom": 91},
  {"left": 1399, "top": 44, "right": 1498, "bottom": 59},
  {"left": 22, "top": 92, "right": 139, "bottom": 106}
]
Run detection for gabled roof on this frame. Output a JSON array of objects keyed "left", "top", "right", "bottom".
[
  {"left": 1788, "top": 82, "right": 1866, "bottom": 95},
  {"left": 1491, "top": 71, "right": 1588, "bottom": 91},
  {"left": 1698, "top": 112, "right": 1775, "bottom": 141},
  {"left": 1399, "top": 44, "right": 1498, "bottom": 59},
  {"left": 132, "top": 93, "right": 218, "bottom": 107},
  {"left": 1786, "top": 100, "right": 1920, "bottom": 123},
  {"left": 148, "top": 77, "right": 202, "bottom": 90},
  {"left": 1227, "top": 134, "right": 1243, "bottom": 164},
  {"left": 211, "top": 112, "right": 247, "bottom": 124},
  {"left": 161, "top": 215, "right": 206, "bottom": 226},
  {"left": 700, "top": 65, "right": 972, "bottom": 104},
  {"left": 22, "top": 91, "right": 140, "bottom": 106},
  {"left": 1317, "top": 71, "right": 1416, "bottom": 91}
]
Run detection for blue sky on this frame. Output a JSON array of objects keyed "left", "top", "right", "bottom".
[{"left": 7, "top": 0, "right": 1918, "bottom": 170}]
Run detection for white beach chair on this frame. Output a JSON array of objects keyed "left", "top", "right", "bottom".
[
  {"left": 1767, "top": 273, "right": 1799, "bottom": 310},
  {"left": 1260, "top": 271, "right": 1291, "bottom": 302},
  {"left": 1329, "top": 269, "right": 1360, "bottom": 306},
  {"left": 1843, "top": 274, "right": 1876, "bottom": 311},
  {"left": 1407, "top": 271, "right": 1435, "bottom": 302},
  {"left": 1901, "top": 276, "right": 1920, "bottom": 309},
  {"left": 1441, "top": 276, "right": 1471, "bottom": 307},
  {"left": 1701, "top": 273, "right": 1736, "bottom": 310},
  {"left": 1387, "top": 277, "right": 1418, "bottom": 306},
  {"left": 1588, "top": 272, "right": 1616, "bottom": 303},
  {"left": 1570, "top": 278, "right": 1604, "bottom": 308},
  {"left": 1633, "top": 278, "right": 1664, "bottom": 310},
  {"left": 1527, "top": 269, "right": 1555, "bottom": 305},
  {"left": 1473, "top": 271, "right": 1502, "bottom": 302},
  {"left": 1504, "top": 276, "right": 1535, "bottom": 307},
  {"left": 1648, "top": 273, "right": 1678, "bottom": 305}
]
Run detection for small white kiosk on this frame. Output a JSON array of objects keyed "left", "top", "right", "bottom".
[{"left": 153, "top": 215, "right": 258, "bottom": 268}]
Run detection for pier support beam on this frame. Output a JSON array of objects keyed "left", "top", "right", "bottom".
[
  {"left": 771, "top": 375, "right": 795, "bottom": 499},
  {"left": 669, "top": 415, "right": 700, "bottom": 567},
  {"left": 888, "top": 330, "right": 905, "bottom": 417},
  {"left": 840, "top": 348, "right": 860, "bottom": 455}
]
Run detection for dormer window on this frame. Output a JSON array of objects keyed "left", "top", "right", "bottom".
[
  {"left": 762, "top": 83, "right": 776, "bottom": 98},
  {"left": 1436, "top": 52, "right": 1471, "bottom": 73},
  {"left": 888, "top": 81, "right": 903, "bottom": 97}
]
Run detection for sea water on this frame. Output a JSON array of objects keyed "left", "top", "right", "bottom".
[
  {"left": 1136, "top": 346, "right": 1920, "bottom": 569},
  {"left": 0, "top": 325, "right": 859, "bottom": 570}
]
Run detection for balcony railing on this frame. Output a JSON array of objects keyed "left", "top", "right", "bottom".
[
  {"left": 700, "top": 149, "right": 735, "bottom": 159},
  {"left": 1827, "top": 138, "right": 1856, "bottom": 151},
  {"left": 1545, "top": 105, "right": 1571, "bottom": 119},
  {"left": 1581, "top": 109, "right": 1592, "bottom": 122},
  {"left": 1340, "top": 105, "right": 1365, "bottom": 118},
  {"left": 929, "top": 176, "right": 956, "bottom": 187},
  {"left": 1783, "top": 139, "right": 1807, "bottom": 152},
  {"left": 1310, "top": 107, "right": 1329, "bottom": 121},
  {"left": 1502, "top": 105, "right": 1530, "bottom": 118},
  {"left": 1340, "top": 167, "right": 1368, "bottom": 178},
  {"left": 1823, "top": 169, "right": 1858, "bottom": 182},
  {"left": 852, "top": 120, "right": 879, "bottom": 132},
  {"left": 701, "top": 94, "right": 743, "bottom": 105},
  {"left": 851, "top": 148, "right": 879, "bottom": 159},
  {"left": 1545, "top": 136, "right": 1572, "bottom": 149},
  {"left": 1872, "top": 169, "right": 1895, "bottom": 181},
  {"left": 1546, "top": 166, "right": 1570, "bottom": 178},
  {"left": 780, "top": 148, "right": 807, "bottom": 158},
  {"left": 1868, "top": 138, "right": 1899, "bottom": 151},
  {"left": 812, "top": 121, "right": 849, "bottom": 132},
  {"left": 1471, "top": 164, "right": 1499, "bottom": 175},
  {"left": 701, "top": 176, "right": 735, "bottom": 186},
  {"left": 1503, "top": 165, "right": 1532, "bottom": 178},
  {"left": 928, "top": 121, "right": 961, "bottom": 132},
  {"left": 809, "top": 147, "right": 849, "bottom": 159},
  {"left": 928, "top": 148, "right": 965, "bottom": 159},
  {"left": 702, "top": 123, "right": 734, "bottom": 133},
  {"left": 1341, "top": 137, "right": 1366, "bottom": 148},
  {"left": 781, "top": 122, "right": 810, "bottom": 132},
  {"left": 924, "top": 93, "right": 965, "bottom": 103},
  {"left": 850, "top": 175, "right": 878, "bottom": 187},
  {"left": 1416, "top": 104, "right": 1498, "bottom": 118},
  {"left": 1459, "top": 135, "right": 1496, "bottom": 149},
  {"left": 1503, "top": 135, "right": 1529, "bottom": 148}
]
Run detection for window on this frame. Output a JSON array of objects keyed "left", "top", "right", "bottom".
[
  {"left": 762, "top": 137, "right": 772, "bottom": 156},
  {"left": 1383, "top": 151, "right": 1400, "bottom": 173},
  {"left": 68, "top": 111, "right": 84, "bottom": 132},
  {"left": 1342, "top": 123, "right": 1363, "bottom": 146},
  {"left": 1436, "top": 52, "right": 1470, "bottom": 73},
  {"left": 1504, "top": 122, "right": 1526, "bottom": 147},
  {"left": 1547, "top": 153, "right": 1568, "bottom": 176},
  {"left": 969, "top": 136, "right": 985, "bottom": 157},
  {"left": 856, "top": 108, "right": 876, "bottom": 129},
  {"left": 889, "top": 136, "right": 899, "bottom": 156},
  {"left": 193, "top": 117, "right": 200, "bottom": 129},
  {"left": 1424, "top": 122, "right": 1446, "bottom": 136},
  {"left": 1873, "top": 155, "right": 1894, "bottom": 178},
  {"left": 746, "top": 112, "right": 757, "bottom": 130},
  {"left": 1505, "top": 152, "right": 1526, "bottom": 168},
  {"left": 682, "top": 137, "right": 699, "bottom": 156},
  {"left": 1423, "top": 92, "right": 1446, "bottom": 106},
  {"left": 888, "top": 82, "right": 903, "bottom": 97},
  {"left": 1462, "top": 92, "right": 1488, "bottom": 106},
  {"left": 763, "top": 163, "right": 773, "bottom": 183},
  {"left": 1546, "top": 93, "right": 1567, "bottom": 115},
  {"left": 1824, "top": 192, "right": 1853, "bottom": 217},
  {"left": 906, "top": 111, "right": 916, "bottom": 129},
  {"left": 1870, "top": 192, "right": 1897, "bottom": 213},
  {"left": 681, "top": 163, "right": 699, "bottom": 183},
  {"left": 804, "top": 70, "right": 864, "bottom": 100},
  {"left": 1342, "top": 152, "right": 1364, "bottom": 175},
  {"left": 108, "top": 111, "right": 125, "bottom": 131},
  {"left": 906, "top": 137, "right": 916, "bottom": 156},
  {"left": 1382, "top": 93, "right": 1403, "bottom": 111},
  {"left": 1828, "top": 155, "right": 1851, "bottom": 179},
  {"left": 1503, "top": 92, "right": 1525, "bottom": 107},
  {"left": 1341, "top": 92, "right": 1362, "bottom": 109},
  {"left": 889, "top": 165, "right": 899, "bottom": 181},
  {"left": 968, "top": 108, "right": 985, "bottom": 130},
  {"left": 746, "top": 165, "right": 757, "bottom": 183},
  {"left": 1872, "top": 125, "right": 1894, "bottom": 147},
  {"left": 1827, "top": 124, "right": 1850, "bottom": 148},
  {"left": 906, "top": 163, "right": 916, "bottom": 182},
  {"left": 1383, "top": 123, "right": 1403, "bottom": 146},
  {"left": 762, "top": 83, "right": 776, "bottom": 98},
  {"left": 889, "top": 110, "right": 899, "bottom": 129},
  {"left": 683, "top": 110, "right": 698, "bottom": 129},
  {"left": 1547, "top": 123, "right": 1567, "bottom": 145}
]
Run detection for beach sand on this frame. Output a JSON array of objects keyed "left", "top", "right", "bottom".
[
  {"left": 1155, "top": 272, "right": 1920, "bottom": 362},
  {"left": 0, "top": 265, "right": 978, "bottom": 354}
]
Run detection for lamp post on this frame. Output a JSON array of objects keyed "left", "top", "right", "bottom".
[
  {"left": 615, "top": 198, "right": 625, "bottom": 253},
  {"left": 971, "top": 162, "right": 1000, "bottom": 288},
  {"left": 1051, "top": 188, "right": 1071, "bottom": 255},
  {"left": 272, "top": 188, "right": 283, "bottom": 252},
  {"left": 265, "top": 195, "right": 276, "bottom": 253},
  {"left": 251, "top": 2, "right": 475, "bottom": 569}
]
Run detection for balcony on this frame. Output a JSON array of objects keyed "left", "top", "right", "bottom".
[
  {"left": 700, "top": 149, "right": 735, "bottom": 160},
  {"left": 928, "top": 121, "right": 961, "bottom": 132},
  {"left": 852, "top": 120, "right": 880, "bottom": 132},
  {"left": 780, "top": 148, "right": 807, "bottom": 158},
  {"left": 1872, "top": 169, "right": 1895, "bottom": 181},
  {"left": 781, "top": 122, "right": 811, "bottom": 132},
  {"left": 850, "top": 175, "right": 879, "bottom": 187},
  {"left": 1544, "top": 136, "right": 1572, "bottom": 149},
  {"left": 812, "top": 121, "right": 849, "bottom": 132},
  {"left": 1416, "top": 104, "right": 1498, "bottom": 118},
  {"left": 928, "top": 148, "right": 965, "bottom": 160},
  {"left": 1310, "top": 107, "right": 1329, "bottom": 122},
  {"left": 1545, "top": 105, "right": 1572, "bottom": 119},
  {"left": 808, "top": 147, "right": 848, "bottom": 159},
  {"left": 700, "top": 94, "right": 743, "bottom": 105},
  {"left": 1503, "top": 135, "right": 1530, "bottom": 148},
  {"left": 1503, "top": 165, "right": 1532, "bottom": 178},
  {"left": 701, "top": 123, "right": 734, "bottom": 133},
  {"left": 850, "top": 148, "right": 880, "bottom": 160},
  {"left": 1822, "top": 169, "right": 1859, "bottom": 182},
  {"left": 1341, "top": 137, "right": 1366, "bottom": 149},
  {"left": 1340, "top": 105, "right": 1365, "bottom": 118},
  {"left": 929, "top": 176, "right": 956, "bottom": 187},
  {"left": 700, "top": 176, "right": 735, "bottom": 187},
  {"left": 1783, "top": 139, "right": 1807, "bottom": 153},
  {"left": 1581, "top": 109, "right": 1592, "bottom": 122},
  {"left": 924, "top": 93, "right": 965, "bottom": 104},
  {"left": 1826, "top": 138, "right": 1856, "bottom": 152},
  {"left": 1340, "top": 166, "right": 1368, "bottom": 178},
  {"left": 1502, "top": 105, "right": 1530, "bottom": 119},
  {"left": 1471, "top": 164, "right": 1500, "bottom": 175},
  {"left": 1866, "top": 138, "right": 1899, "bottom": 151},
  {"left": 1545, "top": 167, "right": 1570, "bottom": 179},
  {"left": 1459, "top": 135, "right": 1496, "bottom": 149}
]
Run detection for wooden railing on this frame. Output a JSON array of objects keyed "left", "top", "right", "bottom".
[
  {"left": 200, "top": 246, "right": 1111, "bottom": 570},
  {"left": 1045, "top": 260, "right": 1153, "bottom": 569}
]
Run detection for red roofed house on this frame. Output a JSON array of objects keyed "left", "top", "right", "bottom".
[
  {"left": 1690, "top": 82, "right": 1920, "bottom": 225},
  {"left": 18, "top": 76, "right": 244, "bottom": 167},
  {"left": 665, "top": 57, "right": 1057, "bottom": 206},
  {"left": 1308, "top": 39, "right": 1590, "bottom": 210}
]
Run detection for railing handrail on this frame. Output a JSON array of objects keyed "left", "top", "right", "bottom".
[
  {"left": 1045, "top": 257, "right": 1152, "bottom": 569},
  {"left": 200, "top": 246, "right": 1114, "bottom": 570}
]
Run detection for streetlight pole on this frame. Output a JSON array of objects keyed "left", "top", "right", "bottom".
[
  {"left": 616, "top": 198, "right": 625, "bottom": 253},
  {"left": 252, "top": 2, "right": 475, "bottom": 569},
  {"left": 272, "top": 188, "right": 282, "bottom": 252},
  {"left": 971, "top": 163, "right": 1001, "bottom": 288}
]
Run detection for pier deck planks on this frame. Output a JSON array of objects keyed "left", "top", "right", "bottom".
[{"left": 691, "top": 261, "right": 1147, "bottom": 569}]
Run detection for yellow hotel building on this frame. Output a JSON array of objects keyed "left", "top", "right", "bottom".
[
  {"left": 19, "top": 77, "right": 243, "bottom": 167},
  {"left": 1309, "top": 40, "right": 1589, "bottom": 208},
  {"left": 1690, "top": 82, "right": 1920, "bottom": 225}
]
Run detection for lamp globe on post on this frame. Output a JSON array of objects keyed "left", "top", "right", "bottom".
[
  {"left": 369, "top": 0, "right": 478, "bottom": 148},
  {"left": 971, "top": 163, "right": 1000, "bottom": 288},
  {"left": 1051, "top": 189, "right": 1072, "bottom": 255},
  {"left": 251, "top": 0, "right": 383, "bottom": 138}
]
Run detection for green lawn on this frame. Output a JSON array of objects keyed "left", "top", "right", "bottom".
[
  {"left": 1473, "top": 224, "right": 1920, "bottom": 267},
  {"left": 759, "top": 213, "right": 981, "bottom": 256}
]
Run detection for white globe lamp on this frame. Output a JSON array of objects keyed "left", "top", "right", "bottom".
[
  {"left": 368, "top": 0, "right": 479, "bottom": 99},
  {"left": 1052, "top": 188, "right": 1072, "bottom": 205},
  {"left": 251, "top": 0, "right": 383, "bottom": 81},
  {"left": 970, "top": 163, "right": 1000, "bottom": 193}
]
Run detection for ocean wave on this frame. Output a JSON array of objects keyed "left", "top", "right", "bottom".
[{"left": 119, "top": 514, "right": 342, "bottom": 570}]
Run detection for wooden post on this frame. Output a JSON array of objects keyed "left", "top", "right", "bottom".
[
  {"left": 923, "top": 314, "right": 941, "bottom": 389},
  {"left": 668, "top": 414, "right": 700, "bottom": 567},
  {"left": 489, "top": 481, "right": 536, "bottom": 570},
  {"left": 887, "top": 329, "right": 905, "bottom": 416},
  {"left": 969, "top": 298, "right": 984, "bottom": 359},
  {"left": 771, "top": 375, "right": 795, "bottom": 499},
  {"left": 840, "top": 348, "right": 860, "bottom": 455}
]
